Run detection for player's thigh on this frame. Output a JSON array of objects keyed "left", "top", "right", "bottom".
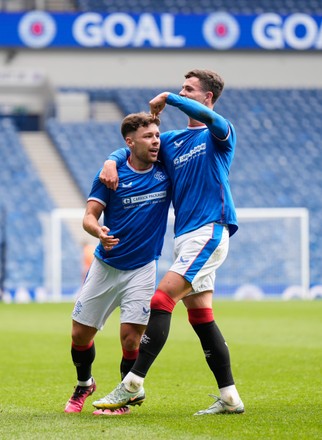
[
  {"left": 72, "top": 257, "right": 121, "bottom": 330},
  {"left": 119, "top": 260, "right": 157, "bottom": 326},
  {"left": 158, "top": 270, "right": 192, "bottom": 301},
  {"left": 182, "top": 290, "right": 214, "bottom": 309}
]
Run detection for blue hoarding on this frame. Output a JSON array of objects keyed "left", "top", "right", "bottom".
[{"left": 0, "top": 11, "right": 321, "bottom": 50}]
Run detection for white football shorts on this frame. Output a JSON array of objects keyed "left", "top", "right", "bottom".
[
  {"left": 71, "top": 257, "right": 156, "bottom": 330},
  {"left": 169, "top": 222, "right": 229, "bottom": 294}
]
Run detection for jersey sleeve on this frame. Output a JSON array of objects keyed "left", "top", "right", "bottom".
[
  {"left": 108, "top": 147, "right": 130, "bottom": 167},
  {"left": 88, "top": 170, "right": 110, "bottom": 206},
  {"left": 166, "top": 93, "right": 230, "bottom": 140}
]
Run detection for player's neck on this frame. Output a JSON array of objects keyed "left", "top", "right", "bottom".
[
  {"left": 128, "top": 157, "right": 153, "bottom": 171},
  {"left": 188, "top": 117, "right": 206, "bottom": 128}
]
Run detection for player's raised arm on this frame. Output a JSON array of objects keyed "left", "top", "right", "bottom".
[
  {"left": 166, "top": 93, "right": 230, "bottom": 140},
  {"left": 149, "top": 92, "right": 170, "bottom": 118}
]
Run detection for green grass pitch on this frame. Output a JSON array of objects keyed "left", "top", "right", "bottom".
[{"left": 0, "top": 300, "right": 321, "bottom": 440}]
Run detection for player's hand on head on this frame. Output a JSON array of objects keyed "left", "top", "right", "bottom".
[
  {"left": 149, "top": 92, "right": 169, "bottom": 117},
  {"left": 99, "top": 160, "right": 119, "bottom": 191}
]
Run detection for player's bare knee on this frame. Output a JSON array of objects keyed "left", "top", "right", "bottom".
[
  {"left": 121, "top": 334, "right": 140, "bottom": 352},
  {"left": 121, "top": 325, "right": 144, "bottom": 351},
  {"left": 71, "top": 321, "right": 96, "bottom": 345}
]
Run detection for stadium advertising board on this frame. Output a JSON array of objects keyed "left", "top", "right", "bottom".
[{"left": 0, "top": 11, "right": 322, "bottom": 50}]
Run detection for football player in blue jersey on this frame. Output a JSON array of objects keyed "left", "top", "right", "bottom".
[
  {"left": 64, "top": 112, "right": 171, "bottom": 415},
  {"left": 93, "top": 70, "right": 244, "bottom": 415}
]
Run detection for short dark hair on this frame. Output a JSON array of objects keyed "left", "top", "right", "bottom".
[
  {"left": 185, "top": 69, "right": 224, "bottom": 104},
  {"left": 121, "top": 112, "right": 160, "bottom": 138}
]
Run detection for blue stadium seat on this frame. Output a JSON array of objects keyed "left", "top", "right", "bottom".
[
  {"left": 0, "top": 119, "right": 80, "bottom": 295},
  {"left": 46, "top": 118, "right": 124, "bottom": 197},
  {"left": 75, "top": 0, "right": 322, "bottom": 14}
]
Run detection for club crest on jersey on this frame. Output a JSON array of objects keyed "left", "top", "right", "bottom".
[{"left": 154, "top": 171, "right": 166, "bottom": 181}]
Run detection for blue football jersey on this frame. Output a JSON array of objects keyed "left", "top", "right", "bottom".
[
  {"left": 159, "top": 93, "right": 238, "bottom": 237},
  {"left": 88, "top": 161, "right": 171, "bottom": 270}
]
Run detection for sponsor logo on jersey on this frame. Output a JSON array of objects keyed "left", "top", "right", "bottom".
[
  {"left": 122, "top": 191, "right": 167, "bottom": 205},
  {"left": 174, "top": 140, "right": 184, "bottom": 148},
  {"left": 121, "top": 182, "right": 133, "bottom": 187},
  {"left": 18, "top": 11, "right": 56, "bottom": 48},
  {"left": 179, "top": 256, "right": 189, "bottom": 264},
  {"left": 173, "top": 143, "right": 206, "bottom": 166}
]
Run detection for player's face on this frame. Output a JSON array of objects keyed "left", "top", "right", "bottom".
[
  {"left": 128, "top": 123, "right": 160, "bottom": 168},
  {"left": 179, "top": 76, "right": 208, "bottom": 104}
]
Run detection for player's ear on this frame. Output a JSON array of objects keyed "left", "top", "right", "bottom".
[
  {"left": 205, "top": 91, "right": 213, "bottom": 104},
  {"left": 125, "top": 136, "right": 134, "bottom": 149}
]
